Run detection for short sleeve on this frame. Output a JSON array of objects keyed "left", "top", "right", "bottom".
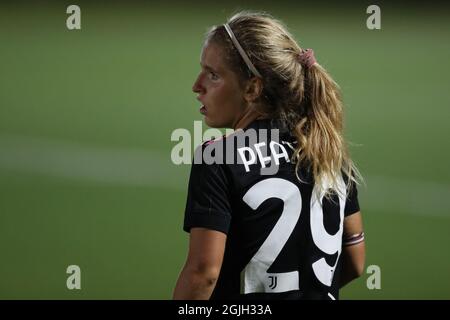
[
  {"left": 344, "top": 178, "right": 360, "bottom": 217},
  {"left": 183, "top": 145, "right": 232, "bottom": 235}
]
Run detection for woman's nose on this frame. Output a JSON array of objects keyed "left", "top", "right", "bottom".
[{"left": 192, "top": 74, "right": 204, "bottom": 94}]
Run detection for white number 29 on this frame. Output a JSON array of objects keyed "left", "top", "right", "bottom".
[{"left": 241, "top": 176, "right": 346, "bottom": 294}]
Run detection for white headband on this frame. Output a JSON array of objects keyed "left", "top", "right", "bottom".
[{"left": 223, "top": 23, "right": 262, "bottom": 78}]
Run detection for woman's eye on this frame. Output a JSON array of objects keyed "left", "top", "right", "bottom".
[{"left": 209, "top": 72, "right": 219, "bottom": 80}]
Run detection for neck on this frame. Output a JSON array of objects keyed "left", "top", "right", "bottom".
[{"left": 232, "top": 106, "right": 267, "bottom": 130}]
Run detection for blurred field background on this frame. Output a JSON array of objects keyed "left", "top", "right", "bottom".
[{"left": 1, "top": 0, "right": 449, "bottom": 299}]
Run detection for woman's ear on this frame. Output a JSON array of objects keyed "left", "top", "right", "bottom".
[{"left": 243, "top": 77, "right": 263, "bottom": 103}]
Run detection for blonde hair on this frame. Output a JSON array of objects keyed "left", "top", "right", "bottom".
[{"left": 206, "top": 11, "right": 363, "bottom": 198}]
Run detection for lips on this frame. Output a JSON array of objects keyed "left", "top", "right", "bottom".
[{"left": 199, "top": 105, "right": 207, "bottom": 115}]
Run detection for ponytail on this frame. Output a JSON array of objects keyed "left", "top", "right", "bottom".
[{"left": 292, "top": 62, "right": 363, "bottom": 199}]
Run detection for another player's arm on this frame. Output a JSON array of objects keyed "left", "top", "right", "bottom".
[
  {"left": 339, "top": 211, "right": 365, "bottom": 288},
  {"left": 173, "top": 228, "right": 226, "bottom": 300}
]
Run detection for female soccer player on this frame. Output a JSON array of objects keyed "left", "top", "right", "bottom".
[{"left": 173, "top": 11, "right": 365, "bottom": 300}]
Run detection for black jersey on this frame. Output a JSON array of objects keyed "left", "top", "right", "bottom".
[{"left": 183, "top": 119, "right": 360, "bottom": 300}]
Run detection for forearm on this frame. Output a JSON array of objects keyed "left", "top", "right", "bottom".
[
  {"left": 173, "top": 267, "right": 218, "bottom": 300},
  {"left": 340, "top": 213, "right": 365, "bottom": 288},
  {"left": 339, "top": 242, "right": 365, "bottom": 288}
]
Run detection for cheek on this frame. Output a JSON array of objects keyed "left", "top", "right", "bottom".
[
  {"left": 212, "top": 83, "right": 243, "bottom": 110},
  {"left": 205, "top": 81, "right": 245, "bottom": 127},
  {"left": 211, "top": 92, "right": 240, "bottom": 121}
]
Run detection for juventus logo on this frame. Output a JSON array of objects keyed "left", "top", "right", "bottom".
[{"left": 268, "top": 276, "right": 278, "bottom": 290}]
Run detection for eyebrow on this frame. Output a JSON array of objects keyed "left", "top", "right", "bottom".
[{"left": 200, "top": 63, "right": 219, "bottom": 73}]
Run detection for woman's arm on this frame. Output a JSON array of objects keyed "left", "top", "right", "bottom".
[
  {"left": 173, "top": 228, "right": 227, "bottom": 300},
  {"left": 340, "top": 211, "right": 366, "bottom": 288}
]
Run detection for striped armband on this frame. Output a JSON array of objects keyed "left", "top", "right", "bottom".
[{"left": 343, "top": 232, "right": 365, "bottom": 246}]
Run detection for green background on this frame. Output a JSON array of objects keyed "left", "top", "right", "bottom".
[{"left": 1, "top": 1, "right": 449, "bottom": 299}]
